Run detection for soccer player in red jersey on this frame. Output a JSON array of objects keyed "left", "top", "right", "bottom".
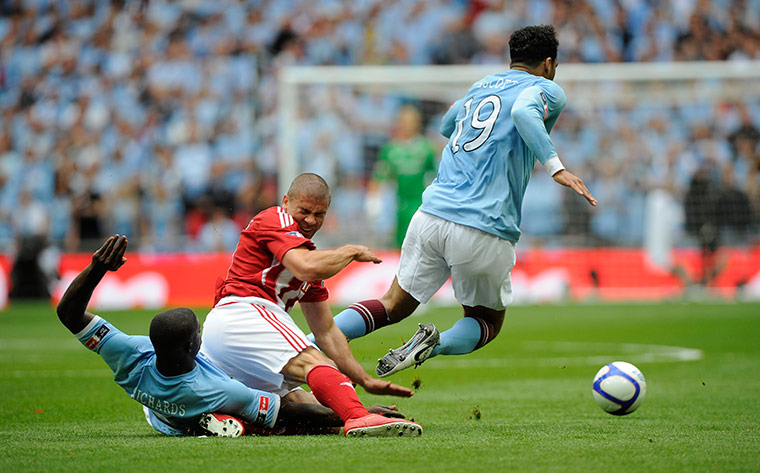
[{"left": 200, "top": 173, "right": 423, "bottom": 437}]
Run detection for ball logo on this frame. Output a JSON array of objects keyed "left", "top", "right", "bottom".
[{"left": 592, "top": 361, "right": 646, "bottom": 415}]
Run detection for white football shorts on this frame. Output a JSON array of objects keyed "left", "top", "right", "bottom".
[
  {"left": 200, "top": 296, "right": 316, "bottom": 397},
  {"left": 397, "top": 210, "right": 516, "bottom": 310}
]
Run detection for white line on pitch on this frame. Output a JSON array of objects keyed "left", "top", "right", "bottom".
[{"left": 361, "top": 341, "right": 703, "bottom": 370}]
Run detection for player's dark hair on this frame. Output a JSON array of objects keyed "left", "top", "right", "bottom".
[
  {"left": 149, "top": 308, "right": 199, "bottom": 356},
  {"left": 287, "top": 173, "right": 331, "bottom": 204},
  {"left": 509, "top": 25, "right": 559, "bottom": 67}
]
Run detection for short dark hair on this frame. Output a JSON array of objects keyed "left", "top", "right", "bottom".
[
  {"left": 287, "top": 173, "right": 331, "bottom": 204},
  {"left": 509, "top": 25, "right": 559, "bottom": 67},
  {"left": 149, "top": 308, "right": 199, "bottom": 355}
]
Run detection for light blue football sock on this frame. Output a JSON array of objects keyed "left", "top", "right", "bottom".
[
  {"left": 430, "top": 317, "right": 482, "bottom": 357},
  {"left": 306, "top": 306, "right": 369, "bottom": 344},
  {"left": 330, "top": 306, "right": 370, "bottom": 340}
]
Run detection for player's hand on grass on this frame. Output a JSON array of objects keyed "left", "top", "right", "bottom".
[
  {"left": 552, "top": 169, "right": 598, "bottom": 206},
  {"left": 366, "top": 404, "right": 405, "bottom": 419},
  {"left": 93, "top": 234, "right": 128, "bottom": 272},
  {"left": 361, "top": 377, "right": 414, "bottom": 397}
]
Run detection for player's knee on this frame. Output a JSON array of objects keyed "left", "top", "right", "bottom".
[
  {"left": 471, "top": 316, "right": 498, "bottom": 350},
  {"left": 464, "top": 307, "right": 505, "bottom": 350},
  {"left": 489, "top": 314, "right": 505, "bottom": 337},
  {"left": 301, "top": 347, "right": 334, "bottom": 368},
  {"left": 282, "top": 348, "right": 335, "bottom": 382}
]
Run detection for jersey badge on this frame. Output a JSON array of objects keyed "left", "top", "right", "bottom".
[
  {"left": 85, "top": 325, "right": 110, "bottom": 350},
  {"left": 539, "top": 91, "right": 549, "bottom": 119}
]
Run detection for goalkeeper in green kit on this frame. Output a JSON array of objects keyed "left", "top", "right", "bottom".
[{"left": 372, "top": 104, "right": 438, "bottom": 248}]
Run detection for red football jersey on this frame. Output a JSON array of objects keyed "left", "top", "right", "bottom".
[{"left": 216, "top": 206, "right": 329, "bottom": 312}]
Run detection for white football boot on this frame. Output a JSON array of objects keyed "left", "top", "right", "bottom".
[{"left": 376, "top": 323, "right": 440, "bottom": 378}]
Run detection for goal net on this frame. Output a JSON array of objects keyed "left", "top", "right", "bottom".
[{"left": 278, "top": 61, "right": 760, "bottom": 254}]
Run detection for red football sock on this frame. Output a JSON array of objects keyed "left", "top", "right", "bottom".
[{"left": 306, "top": 365, "right": 369, "bottom": 422}]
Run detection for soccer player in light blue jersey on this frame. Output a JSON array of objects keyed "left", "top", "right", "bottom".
[
  {"left": 323, "top": 25, "right": 597, "bottom": 377},
  {"left": 57, "top": 235, "right": 405, "bottom": 436}
]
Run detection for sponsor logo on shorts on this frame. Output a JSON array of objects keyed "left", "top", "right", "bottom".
[{"left": 85, "top": 325, "right": 110, "bottom": 350}]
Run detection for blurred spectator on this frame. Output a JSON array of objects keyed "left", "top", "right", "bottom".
[
  {"left": 14, "top": 190, "right": 48, "bottom": 239},
  {"left": 9, "top": 190, "right": 57, "bottom": 300},
  {"left": 196, "top": 205, "right": 241, "bottom": 253},
  {"left": 49, "top": 169, "right": 73, "bottom": 247},
  {"left": 717, "top": 168, "right": 755, "bottom": 244},
  {"left": 684, "top": 165, "right": 723, "bottom": 285},
  {"left": 9, "top": 234, "right": 56, "bottom": 300},
  {"left": 70, "top": 189, "right": 105, "bottom": 252},
  {"left": 432, "top": 16, "right": 481, "bottom": 65}
]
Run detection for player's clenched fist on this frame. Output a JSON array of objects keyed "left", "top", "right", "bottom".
[{"left": 93, "top": 234, "right": 128, "bottom": 271}]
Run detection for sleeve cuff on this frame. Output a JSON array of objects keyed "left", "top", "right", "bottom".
[
  {"left": 542, "top": 156, "right": 565, "bottom": 176},
  {"left": 74, "top": 315, "right": 101, "bottom": 339}
]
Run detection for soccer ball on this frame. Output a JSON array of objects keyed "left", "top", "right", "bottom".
[{"left": 592, "top": 361, "right": 646, "bottom": 415}]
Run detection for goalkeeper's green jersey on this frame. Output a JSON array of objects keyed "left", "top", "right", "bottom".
[{"left": 374, "top": 136, "right": 437, "bottom": 247}]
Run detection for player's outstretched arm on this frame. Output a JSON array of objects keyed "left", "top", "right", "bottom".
[
  {"left": 552, "top": 169, "right": 598, "bottom": 206},
  {"left": 282, "top": 244, "right": 381, "bottom": 282},
  {"left": 56, "top": 235, "right": 128, "bottom": 334}
]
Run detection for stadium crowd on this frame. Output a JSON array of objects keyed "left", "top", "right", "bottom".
[{"left": 0, "top": 0, "right": 759, "bottom": 254}]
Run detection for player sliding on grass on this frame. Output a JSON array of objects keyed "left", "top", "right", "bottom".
[
  {"left": 200, "top": 173, "right": 422, "bottom": 437},
  {"left": 56, "top": 234, "right": 409, "bottom": 437},
  {"left": 321, "top": 25, "right": 598, "bottom": 377}
]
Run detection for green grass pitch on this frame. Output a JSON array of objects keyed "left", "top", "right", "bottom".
[{"left": 1, "top": 301, "right": 759, "bottom": 473}]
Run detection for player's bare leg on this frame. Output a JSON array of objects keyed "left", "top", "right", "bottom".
[
  {"left": 281, "top": 347, "right": 337, "bottom": 383},
  {"left": 379, "top": 277, "right": 420, "bottom": 323}
]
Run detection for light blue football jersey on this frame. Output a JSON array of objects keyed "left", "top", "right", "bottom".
[
  {"left": 76, "top": 316, "right": 279, "bottom": 435},
  {"left": 421, "top": 69, "right": 567, "bottom": 242}
]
